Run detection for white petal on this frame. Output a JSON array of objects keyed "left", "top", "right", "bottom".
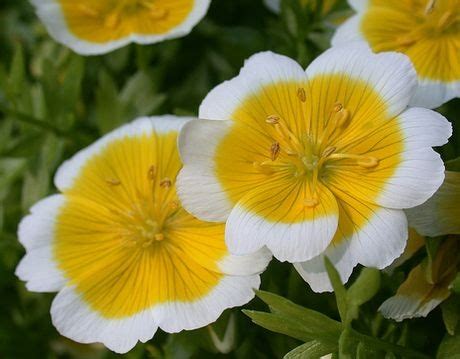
[
  {"left": 218, "top": 247, "right": 273, "bottom": 276},
  {"left": 295, "top": 207, "right": 407, "bottom": 292},
  {"left": 51, "top": 286, "right": 158, "bottom": 354},
  {"left": 30, "top": 0, "right": 211, "bottom": 55},
  {"left": 306, "top": 43, "right": 417, "bottom": 117},
  {"left": 15, "top": 195, "right": 66, "bottom": 292},
  {"left": 152, "top": 275, "right": 260, "bottom": 333},
  {"left": 225, "top": 184, "right": 339, "bottom": 262},
  {"left": 348, "top": 0, "right": 369, "bottom": 11},
  {"left": 376, "top": 109, "right": 451, "bottom": 209},
  {"left": 410, "top": 78, "right": 460, "bottom": 109},
  {"left": 199, "top": 51, "right": 307, "bottom": 121},
  {"left": 379, "top": 295, "right": 444, "bottom": 322},
  {"left": 331, "top": 15, "right": 364, "bottom": 46},
  {"left": 177, "top": 119, "right": 234, "bottom": 222},
  {"left": 55, "top": 116, "right": 192, "bottom": 192}
]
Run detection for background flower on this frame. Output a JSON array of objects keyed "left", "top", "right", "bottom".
[
  {"left": 332, "top": 0, "right": 460, "bottom": 109},
  {"left": 177, "top": 44, "right": 451, "bottom": 292},
  {"left": 29, "top": 0, "right": 211, "bottom": 55},
  {"left": 16, "top": 116, "right": 270, "bottom": 353}
]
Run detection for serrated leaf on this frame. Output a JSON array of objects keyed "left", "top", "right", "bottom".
[{"left": 284, "top": 340, "right": 336, "bottom": 359}]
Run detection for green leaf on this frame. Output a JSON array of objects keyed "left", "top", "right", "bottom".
[
  {"left": 255, "top": 290, "right": 342, "bottom": 341},
  {"left": 284, "top": 341, "right": 335, "bottom": 359},
  {"left": 437, "top": 332, "right": 460, "bottom": 359},
  {"left": 441, "top": 295, "right": 460, "bottom": 335},
  {"left": 324, "top": 257, "right": 348, "bottom": 323}
]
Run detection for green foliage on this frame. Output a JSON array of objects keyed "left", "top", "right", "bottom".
[{"left": 1, "top": 0, "right": 459, "bottom": 358}]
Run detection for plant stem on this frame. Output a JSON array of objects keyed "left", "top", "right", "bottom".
[{"left": 352, "top": 329, "right": 431, "bottom": 359}]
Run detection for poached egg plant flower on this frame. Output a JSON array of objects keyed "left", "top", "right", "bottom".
[
  {"left": 332, "top": 0, "right": 460, "bottom": 109},
  {"left": 30, "top": 0, "right": 211, "bottom": 55},
  {"left": 177, "top": 45, "right": 452, "bottom": 292},
  {"left": 16, "top": 116, "right": 271, "bottom": 353}
]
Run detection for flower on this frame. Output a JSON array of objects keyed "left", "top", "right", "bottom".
[
  {"left": 30, "top": 0, "right": 211, "bottom": 55},
  {"left": 177, "top": 45, "right": 451, "bottom": 292},
  {"left": 406, "top": 171, "right": 460, "bottom": 237},
  {"left": 379, "top": 237, "right": 460, "bottom": 321},
  {"left": 16, "top": 116, "right": 271, "bottom": 353},
  {"left": 332, "top": 0, "right": 460, "bottom": 109}
]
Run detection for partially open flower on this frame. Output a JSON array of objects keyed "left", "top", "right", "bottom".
[
  {"left": 177, "top": 45, "right": 451, "bottom": 292},
  {"left": 16, "top": 116, "right": 271, "bottom": 353},
  {"left": 380, "top": 237, "right": 460, "bottom": 321},
  {"left": 30, "top": 0, "right": 211, "bottom": 55},
  {"left": 332, "top": 0, "right": 460, "bottom": 108}
]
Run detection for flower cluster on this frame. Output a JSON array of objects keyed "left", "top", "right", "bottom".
[{"left": 16, "top": 0, "right": 458, "bottom": 354}]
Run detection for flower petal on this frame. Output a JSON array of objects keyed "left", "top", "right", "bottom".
[
  {"left": 199, "top": 51, "right": 307, "bottom": 121},
  {"left": 225, "top": 181, "right": 339, "bottom": 262},
  {"left": 15, "top": 195, "right": 67, "bottom": 292},
  {"left": 295, "top": 194, "right": 407, "bottom": 292},
  {"left": 177, "top": 119, "right": 234, "bottom": 222},
  {"left": 406, "top": 171, "right": 460, "bottom": 237},
  {"left": 330, "top": 15, "right": 364, "bottom": 46},
  {"left": 51, "top": 286, "right": 158, "bottom": 354},
  {"left": 306, "top": 43, "right": 417, "bottom": 118},
  {"left": 55, "top": 116, "right": 191, "bottom": 192},
  {"left": 30, "top": 0, "right": 211, "bottom": 55}
]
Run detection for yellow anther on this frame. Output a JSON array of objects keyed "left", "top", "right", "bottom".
[
  {"left": 437, "top": 11, "right": 453, "bottom": 29},
  {"left": 357, "top": 157, "right": 379, "bottom": 169},
  {"left": 253, "top": 161, "right": 273, "bottom": 175},
  {"left": 266, "top": 115, "right": 280, "bottom": 125},
  {"left": 322, "top": 146, "right": 336, "bottom": 158},
  {"left": 297, "top": 88, "right": 306, "bottom": 102},
  {"left": 160, "top": 177, "right": 172, "bottom": 188},
  {"left": 169, "top": 200, "right": 179, "bottom": 210},
  {"left": 106, "top": 178, "right": 121, "bottom": 186},
  {"left": 270, "top": 142, "right": 281, "bottom": 161},
  {"left": 148, "top": 165, "right": 156, "bottom": 181},
  {"left": 332, "top": 102, "right": 343, "bottom": 112},
  {"left": 336, "top": 108, "right": 350, "bottom": 128},
  {"left": 154, "top": 233, "right": 165, "bottom": 241},
  {"left": 424, "top": 0, "right": 436, "bottom": 14},
  {"left": 304, "top": 197, "right": 319, "bottom": 208}
]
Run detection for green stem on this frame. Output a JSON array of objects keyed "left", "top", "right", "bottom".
[{"left": 352, "top": 330, "right": 431, "bottom": 359}]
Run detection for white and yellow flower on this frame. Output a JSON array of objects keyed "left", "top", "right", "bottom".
[
  {"left": 177, "top": 45, "right": 451, "bottom": 292},
  {"left": 379, "top": 237, "right": 460, "bottom": 321},
  {"left": 16, "top": 116, "right": 271, "bottom": 353},
  {"left": 30, "top": 0, "right": 211, "bottom": 55},
  {"left": 332, "top": 0, "right": 460, "bottom": 108}
]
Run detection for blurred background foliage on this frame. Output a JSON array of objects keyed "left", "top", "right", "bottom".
[{"left": 0, "top": 0, "right": 459, "bottom": 358}]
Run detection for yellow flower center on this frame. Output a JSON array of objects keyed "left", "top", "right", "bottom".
[
  {"left": 59, "top": 0, "right": 194, "bottom": 43},
  {"left": 251, "top": 92, "right": 380, "bottom": 208}
]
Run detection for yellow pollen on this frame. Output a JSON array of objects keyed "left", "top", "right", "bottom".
[
  {"left": 169, "top": 200, "right": 179, "bottom": 210},
  {"left": 148, "top": 165, "right": 156, "bottom": 181},
  {"left": 271, "top": 142, "right": 281, "bottom": 161},
  {"left": 332, "top": 102, "right": 343, "bottom": 112},
  {"left": 297, "top": 88, "right": 307, "bottom": 102},
  {"left": 160, "top": 177, "right": 172, "bottom": 188},
  {"left": 106, "top": 178, "right": 121, "bottom": 186}
]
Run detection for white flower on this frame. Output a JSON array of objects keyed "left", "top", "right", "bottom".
[
  {"left": 177, "top": 44, "right": 451, "bottom": 292},
  {"left": 16, "top": 116, "right": 271, "bottom": 353},
  {"left": 30, "top": 0, "right": 211, "bottom": 55}
]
